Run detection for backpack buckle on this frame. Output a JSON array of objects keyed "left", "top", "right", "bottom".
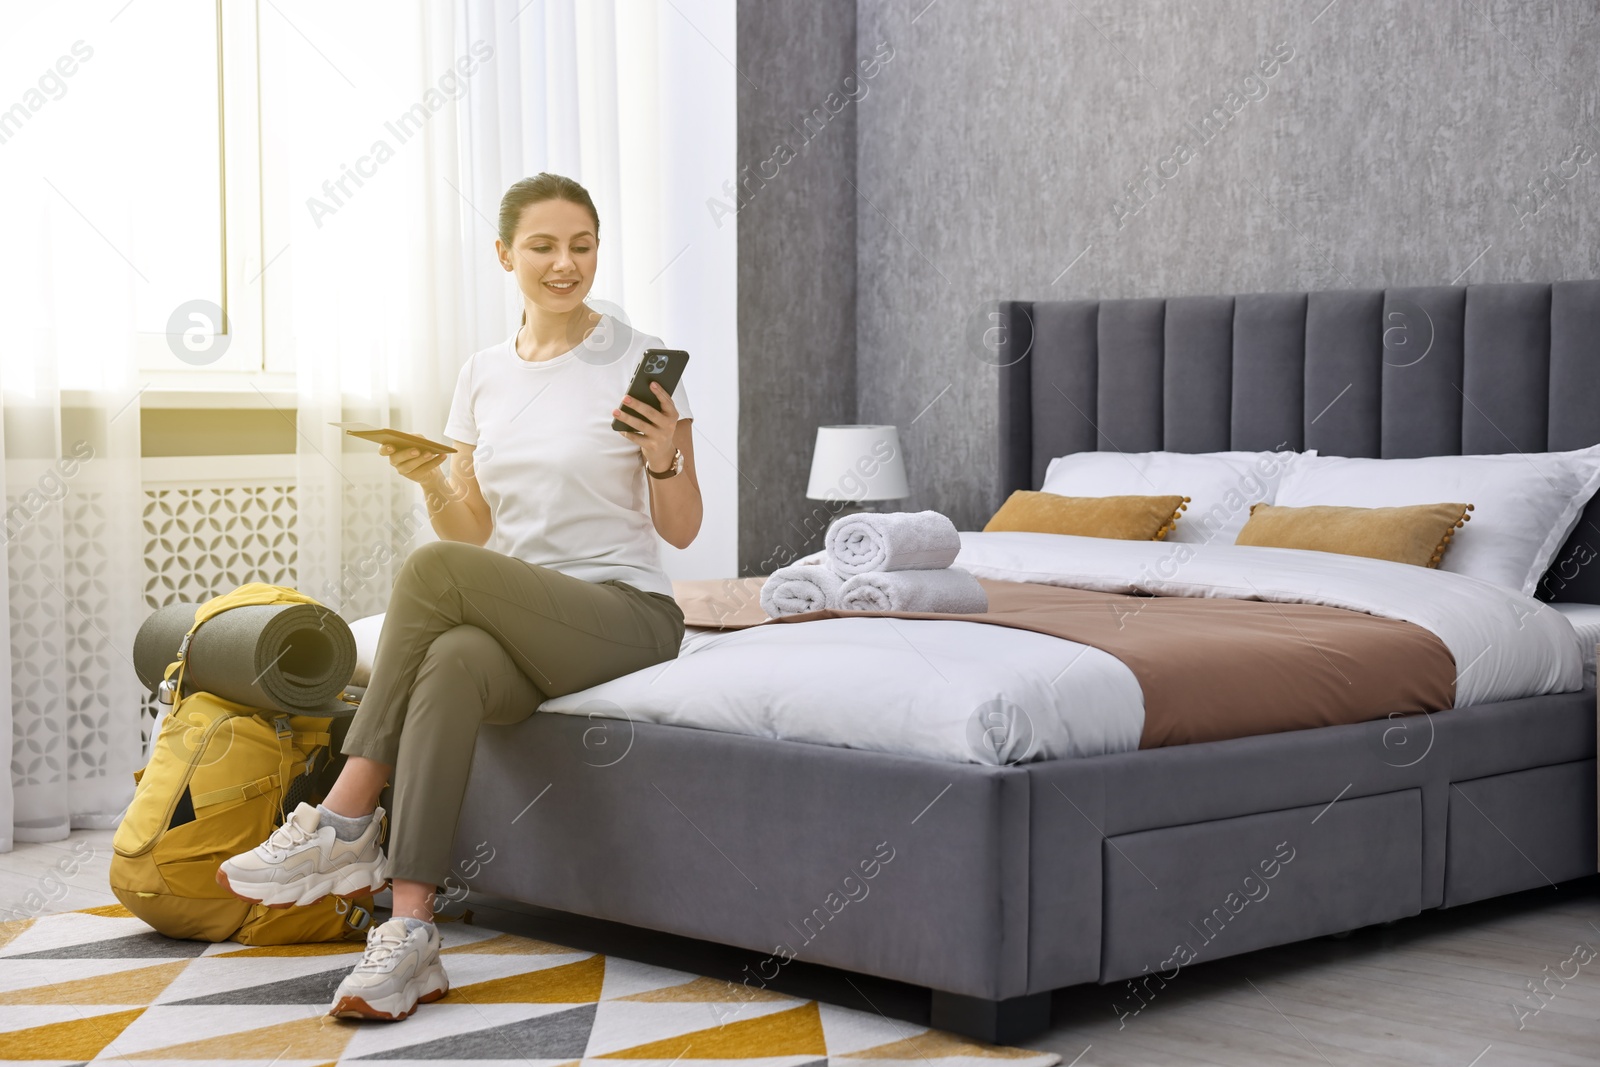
[
  {"left": 158, "top": 632, "right": 195, "bottom": 705},
  {"left": 344, "top": 901, "right": 372, "bottom": 932}
]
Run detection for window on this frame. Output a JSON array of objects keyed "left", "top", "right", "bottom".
[
  {"left": 93, "top": 0, "right": 269, "bottom": 384},
  {"left": 143, "top": 0, "right": 265, "bottom": 380}
]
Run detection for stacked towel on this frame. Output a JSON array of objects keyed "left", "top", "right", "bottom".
[
  {"left": 759, "top": 564, "right": 846, "bottom": 618},
  {"left": 838, "top": 568, "right": 989, "bottom": 613},
  {"left": 759, "top": 509, "right": 987, "bottom": 617},
  {"left": 826, "top": 510, "right": 961, "bottom": 574}
]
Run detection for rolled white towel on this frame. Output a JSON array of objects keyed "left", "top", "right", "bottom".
[
  {"left": 760, "top": 564, "right": 847, "bottom": 618},
  {"left": 825, "top": 510, "right": 961, "bottom": 575},
  {"left": 838, "top": 567, "right": 989, "bottom": 613}
]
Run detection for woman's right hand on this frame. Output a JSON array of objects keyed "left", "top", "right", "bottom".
[{"left": 380, "top": 443, "right": 449, "bottom": 484}]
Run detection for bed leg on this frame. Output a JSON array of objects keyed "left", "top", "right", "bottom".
[{"left": 929, "top": 989, "right": 1051, "bottom": 1044}]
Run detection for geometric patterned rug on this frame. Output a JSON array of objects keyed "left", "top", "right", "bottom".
[{"left": 0, "top": 905, "right": 1061, "bottom": 1065}]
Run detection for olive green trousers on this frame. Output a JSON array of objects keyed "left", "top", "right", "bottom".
[{"left": 340, "top": 539, "right": 684, "bottom": 885}]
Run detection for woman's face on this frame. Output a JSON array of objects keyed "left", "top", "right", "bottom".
[{"left": 498, "top": 198, "right": 599, "bottom": 317}]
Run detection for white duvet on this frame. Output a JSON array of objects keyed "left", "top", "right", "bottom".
[{"left": 538, "top": 533, "right": 1585, "bottom": 764}]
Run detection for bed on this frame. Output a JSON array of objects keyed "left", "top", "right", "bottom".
[{"left": 448, "top": 279, "right": 1600, "bottom": 1042}]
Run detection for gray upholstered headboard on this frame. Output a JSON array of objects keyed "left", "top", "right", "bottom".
[{"left": 995, "top": 281, "right": 1600, "bottom": 603}]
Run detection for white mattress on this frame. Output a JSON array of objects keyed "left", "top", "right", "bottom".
[
  {"left": 1550, "top": 602, "right": 1600, "bottom": 689},
  {"left": 540, "top": 534, "right": 1586, "bottom": 765}
]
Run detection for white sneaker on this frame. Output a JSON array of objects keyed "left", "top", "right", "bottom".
[
  {"left": 216, "top": 802, "right": 389, "bottom": 908},
  {"left": 329, "top": 917, "right": 449, "bottom": 1020}
]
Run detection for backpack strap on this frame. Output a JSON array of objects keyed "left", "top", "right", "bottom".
[
  {"left": 292, "top": 730, "right": 333, "bottom": 750},
  {"left": 191, "top": 774, "right": 281, "bottom": 809},
  {"left": 272, "top": 716, "right": 296, "bottom": 822},
  {"left": 157, "top": 628, "right": 198, "bottom": 706},
  {"left": 186, "top": 749, "right": 319, "bottom": 812}
]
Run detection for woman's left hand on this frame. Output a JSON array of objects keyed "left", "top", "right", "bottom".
[{"left": 613, "top": 382, "right": 679, "bottom": 471}]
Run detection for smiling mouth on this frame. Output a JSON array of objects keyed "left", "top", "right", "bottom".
[{"left": 544, "top": 279, "right": 580, "bottom": 294}]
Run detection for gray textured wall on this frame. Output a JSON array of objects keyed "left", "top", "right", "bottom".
[
  {"left": 848, "top": 0, "right": 1600, "bottom": 532},
  {"left": 736, "top": 0, "right": 859, "bottom": 574}
]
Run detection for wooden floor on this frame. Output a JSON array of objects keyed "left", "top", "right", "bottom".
[
  {"left": 1035, "top": 877, "right": 1600, "bottom": 1065},
  {"left": 5, "top": 830, "right": 1598, "bottom": 1064},
  {"left": 0, "top": 828, "right": 120, "bottom": 919}
]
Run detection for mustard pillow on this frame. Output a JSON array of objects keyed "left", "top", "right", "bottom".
[
  {"left": 1235, "top": 502, "right": 1473, "bottom": 567},
  {"left": 983, "top": 491, "right": 1190, "bottom": 540}
]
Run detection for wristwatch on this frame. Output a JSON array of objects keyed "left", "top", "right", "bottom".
[{"left": 646, "top": 448, "right": 684, "bottom": 479}]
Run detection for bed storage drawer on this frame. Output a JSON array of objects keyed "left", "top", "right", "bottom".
[
  {"left": 1442, "top": 759, "right": 1597, "bottom": 907},
  {"left": 1099, "top": 788, "right": 1422, "bottom": 983}
]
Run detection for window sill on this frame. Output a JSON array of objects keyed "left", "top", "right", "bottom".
[{"left": 64, "top": 370, "right": 299, "bottom": 410}]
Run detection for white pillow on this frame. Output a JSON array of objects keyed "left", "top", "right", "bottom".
[
  {"left": 347, "top": 612, "right": 385, "bottom": 687},
  {"left": 1039, "top": 450, "right": 1310, "bottom": 545},
  {"left": 1273, "top": 446, "right": 1600, "bottom": 596}
]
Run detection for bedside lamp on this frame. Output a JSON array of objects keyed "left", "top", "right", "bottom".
[{"left": 806, "top": 425, "right": 908, "bottom": 511}]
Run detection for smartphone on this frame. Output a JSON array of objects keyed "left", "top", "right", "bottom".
[
  {"left": 611, "top": 348, "right": 690, "bottom": 433},
  {"left": 329, "top": 422, "right": 458, "bottom": 454}
]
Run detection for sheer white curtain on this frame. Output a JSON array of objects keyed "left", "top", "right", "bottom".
[
  {"left": 278, "top": 0, "right": 737, "bottom": 622},
  {"left": 0, "top": 0, "right": 736, "bottom": 851},
  {"left": 259, "top": 0, "right": 467, "bottom": 624},
  {"left": 0, "top": 3, "right": 149, "bottom": 848}
]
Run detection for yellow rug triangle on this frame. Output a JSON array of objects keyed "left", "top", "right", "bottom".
[
  {"left": 600, "top": 1000, "right": 826, "bottom": 1059},
  {"left": 618, "top": 975, "right": 792, "bottom": 1003},
  {"left": 128, "top": 1012, "right": 354, "bottom": 1060},
  {"left": 838, "top": 1027, "right": 1039, "bottom": 1059},
  {"left": 0, "top": 1007, "right": 144, "bottom": 1060},
  {"left": 451, "top": 953, "right": 605, "bottom": 1003},
  {"left": 442, "top": 932, "right": 580, "bottom": 955},
  {"left": 0, "top": 916, "right": 35, "bottom": 953},
  {"left": 211, "top": 939, "right": 366, "bottom": 958},
  {"left": 0, "top": 958, "right": 190, "bottom": 1005},
  {"left": 75, "top": 903, "right": 135, "bottom": 918}
]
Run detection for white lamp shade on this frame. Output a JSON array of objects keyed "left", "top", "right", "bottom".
[{"left": 806, "top": 425, "right": 909, "bottom": 501}]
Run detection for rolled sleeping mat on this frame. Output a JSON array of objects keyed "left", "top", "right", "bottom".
[{"left": 133, "top": 600, "right": 359, "bottom": 716}]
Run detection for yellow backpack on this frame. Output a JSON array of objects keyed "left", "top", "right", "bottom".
[{"left": 111, "top": 583, "right": 376, "bottom": 944}]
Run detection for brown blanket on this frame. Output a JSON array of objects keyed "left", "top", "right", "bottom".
[{"left": 671, "top": 577, "right": 1457, "bottom": 748}]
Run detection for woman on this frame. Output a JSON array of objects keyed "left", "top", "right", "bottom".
[{"left": 216, "top": 173, "right": 699, "bottom": 1021}]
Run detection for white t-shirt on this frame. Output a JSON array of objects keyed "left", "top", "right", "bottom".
[{"left": 443, "top": 315, "right": 692, "bottom": 599}]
